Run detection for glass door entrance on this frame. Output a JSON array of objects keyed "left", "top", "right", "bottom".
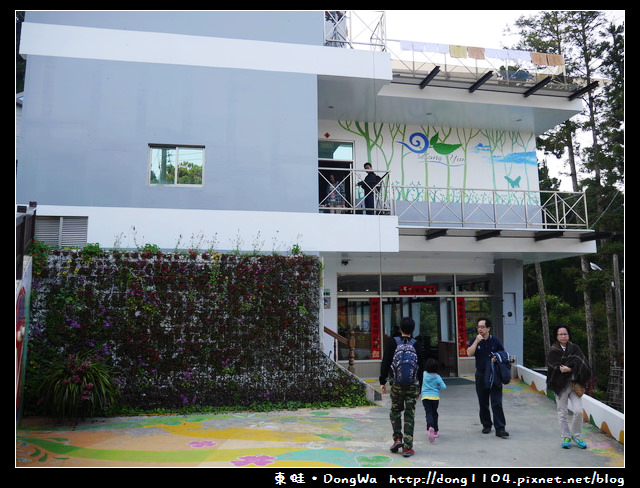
[
  {"left": 337, "top": 296, "right": 459, "bottom": 377},
  {"left": 382, "top": 297, "right": 458, "bottom": 377}
]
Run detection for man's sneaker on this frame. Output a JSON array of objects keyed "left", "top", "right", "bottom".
[
  {"left": 401, "top": 448, "right": 415, "bottom": 457},
  {"left": 561, "top": 437, "right": 572, "bottom": 449},
  {"left": 495, "top": 430, "right": 509, "bottom": 438},
  {"left": 428, "top": 427, "right": 436, "bottom": 443},
  {"left": 390, "top": 438, "right": 403, "bottom": 453},
  {"left": 482, "top": 427, "right": 491, "bottom": 434},
  {"left": 573, "top": 437, "right": 587, "bottom": 449}
]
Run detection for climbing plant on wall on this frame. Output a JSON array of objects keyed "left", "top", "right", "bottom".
[{"left": 24, "top": 245, "right": 368, "bottom": 416}]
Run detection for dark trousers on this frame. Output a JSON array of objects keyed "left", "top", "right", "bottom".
[
  {"left": 364, "top": 194, "right": 376, "bottom": 214},
  {"left": 475, "top": 371, "right": 506, "bottom": 431},
  {"left": 422, "top": 398, "right": 440, "bottom": 432}
]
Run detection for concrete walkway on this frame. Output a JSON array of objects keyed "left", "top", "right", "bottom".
[{"left": 16, "top": 378, "right": 624, "bottom": 468}]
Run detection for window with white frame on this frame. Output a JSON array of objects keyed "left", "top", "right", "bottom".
[{"left": 149, "top": 144, "right": 204, "bottom": 185}]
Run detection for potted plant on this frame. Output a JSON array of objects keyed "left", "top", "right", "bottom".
[{"left": 39, "top": 353, "right": 119, "bottom": 422}]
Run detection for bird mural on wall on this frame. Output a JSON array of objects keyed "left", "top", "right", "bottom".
[
  {"left": 429, "top": 132, "right": 462, "bottom": 155},
  {"left": 397, "top": 132, "right": 464, "bottom": 168}
]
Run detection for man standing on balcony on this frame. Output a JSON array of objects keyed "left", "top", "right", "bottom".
[
  {"left": 467, "top": 318, "right": 509, "bottom": 438},
  {"left": 358, "top": 163, "right": 382, "bottom": 214}
]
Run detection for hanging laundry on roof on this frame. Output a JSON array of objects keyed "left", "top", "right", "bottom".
[
  {"left": 400, "top": 40, "right": 426, "bottom": 51},
  {"left": 424, "top": 43, "right": 449, "bottom": 54},
  {"left": 530, "top": 52, "right": 549, "bottom": 65},
  {"left": 449, "top": 45, "right": 467, "bottom": 58},
  {"left": 546, "top": 53, "right": 565, "bottom": 66},
  {"left": 467, "top": 46, "right": 485, "bottom": 60},
  {"left": 509, "top": 50, "right": 532, "bottom": 62},
  {"left": 484, "top": 48, "right": 506, "bottom": 59}
]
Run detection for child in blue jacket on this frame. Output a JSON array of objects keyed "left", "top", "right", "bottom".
[{"left": 421, "top": 358, "right": 447, "bottom": 442}]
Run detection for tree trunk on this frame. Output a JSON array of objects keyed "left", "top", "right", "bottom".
[
  {"left": 535, "top": 262, "right": 551, "bottom": 358},
  {"left": 580, "top": 256, "right": 597, "bottom": 377},
  {"left": 566, "top": 132, "right": 579, "bottom": 191},
  {"left": 604, "top": 269, "right": 617, "bottom": 368},
  {"left": 612, "top": 254, "right": 624, "bottom": 360}
]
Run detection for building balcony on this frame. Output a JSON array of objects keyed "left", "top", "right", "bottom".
[{"left": 319, "top": 168, "right": 598, "bottom": 242}]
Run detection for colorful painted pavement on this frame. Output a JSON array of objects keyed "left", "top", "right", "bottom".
[{"left": 16, "top": 379, "right": 624, "bottom": 468}]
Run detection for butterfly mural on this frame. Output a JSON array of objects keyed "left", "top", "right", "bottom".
[{"left": 504, "top": 175, "right": 521, "bottom": 188}]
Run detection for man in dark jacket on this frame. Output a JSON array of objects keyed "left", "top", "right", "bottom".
[
  {"left": 466, "top": 318, "right": 509, "bottom": 438},
  {"left": 358, "top": 163, "right": 382, "bottom": 214},
  {"left": 379, "top": 317, "right": 426, "bottom": 457}
]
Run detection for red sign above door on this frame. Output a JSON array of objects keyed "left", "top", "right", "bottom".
[{"left": 398, "top": 285, "right": 437, "bottom": 295}]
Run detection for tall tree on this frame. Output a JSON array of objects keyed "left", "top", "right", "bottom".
[{"left": 512, "top": 11, "right": 624, "bottom": 384}]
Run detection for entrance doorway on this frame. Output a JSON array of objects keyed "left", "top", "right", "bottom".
[
  {"left": 382, "top": 297, "right": 458, "bottom": 377},
  {"left": 319, "top": 140, "right": 354, "bottom": 212},
  {"left": 336, "top": 296, "right": 458, "bottom": 377},
  {"left": 334, "top": 273, "right": 493, "bottom": 378}
]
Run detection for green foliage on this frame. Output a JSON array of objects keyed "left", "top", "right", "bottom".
[
  {"left": 39, "top": 353, "right": 119, "bottom": 421},
  {"left": 28, "top": 240, "right": 51, "bottom": 276},
  {"left": 24, "top": 249, "right": 368, "bottom": 416},
  {"left": 80, "top": 242, "right": 103, "bottom": 260},
  {"left": 524, "top": 294, "right": 592, "bottom": 367},
  {"left": 139, "top": 243, "right": 161, "bottom": 254}
]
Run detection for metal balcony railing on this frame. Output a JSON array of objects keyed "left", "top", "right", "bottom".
[
  {"left": 318, "top": 169, "right": 589, "bottom": 230},
  {"left": 323, "top": 10, "right": 581, "bottom": 92},
  {"left": 319, "top": 167, "right": 391, "bottom": 216},
  {"left": 385, "top": 39, "right": 579, "bottom": 92}
]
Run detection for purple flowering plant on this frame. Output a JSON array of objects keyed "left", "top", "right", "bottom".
[{"left": 25, "top": 243, "right": 368, "bottom": 416}]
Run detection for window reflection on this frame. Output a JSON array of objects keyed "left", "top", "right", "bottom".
[
  {"left": 149, "top": 145, "right": 203, "bottom": 185},
  {"left": 337, "top": 274, "right": 380, "bottom": 293},
  {"left": 318, "top": 140, "right": 353, "bottom": 160}
]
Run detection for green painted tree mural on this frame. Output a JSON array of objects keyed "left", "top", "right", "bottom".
[{"left": 323, "top": 120, "right": 539, "bottom": 205}]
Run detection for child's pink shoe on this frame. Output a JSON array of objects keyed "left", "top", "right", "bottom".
[{"left": 428, "top": 427, "right": 436, "bottom": 443}]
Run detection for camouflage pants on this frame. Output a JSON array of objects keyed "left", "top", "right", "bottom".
[{"left": 389, "top": 383, "right": 420, "bottom": 449}]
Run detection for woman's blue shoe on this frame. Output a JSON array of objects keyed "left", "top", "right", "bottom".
[{"left": 573, "top": 437, "right": 587, "bottom": 449}]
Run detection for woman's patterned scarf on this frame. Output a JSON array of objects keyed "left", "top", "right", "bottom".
[{"left": 546, "top": 341, "right": 591, "bottom": 395}]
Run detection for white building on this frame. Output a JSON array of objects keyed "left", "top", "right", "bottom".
[{"left": 17, "top": 11, "right": 598, "bottom": 379}]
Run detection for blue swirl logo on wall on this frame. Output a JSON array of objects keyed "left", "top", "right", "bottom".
[
  {"left": 397, "top": 132, "right": 464, "bottom": 166},
  {"left": 397, "top": 132, "right": 430, "bottom": 153}
]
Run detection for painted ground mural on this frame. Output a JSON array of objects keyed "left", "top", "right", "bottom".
[
  {"left": 16, "top": 380, "right": 623, "bottom": 467},
  {"left": 320, "top": 121, "right": 539, "bottom": 203}
]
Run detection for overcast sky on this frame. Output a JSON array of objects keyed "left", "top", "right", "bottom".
[{"left": 383, "top": 10, "right": 625, "bottom": 49}]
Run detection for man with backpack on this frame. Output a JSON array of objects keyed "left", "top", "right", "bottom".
[{"left": 379, "top": 317, "right": 426, "bottom": 457}]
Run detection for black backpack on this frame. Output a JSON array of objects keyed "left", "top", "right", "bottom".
[{"left": 390, "top": 337, "right": 419, "bottom": 385}]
